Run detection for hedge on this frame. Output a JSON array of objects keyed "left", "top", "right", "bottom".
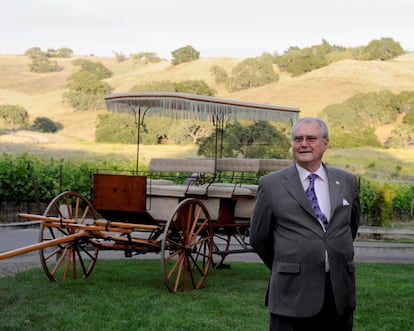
[{"left": 0, "top": 153, "right": 412, "bottom": 225}]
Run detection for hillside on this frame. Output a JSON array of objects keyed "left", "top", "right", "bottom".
[{"left": 1, "top": 53, "right": 414, "bottom": 143}]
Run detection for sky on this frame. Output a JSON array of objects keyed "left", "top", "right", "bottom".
[{"left": 1, "top": 0, "right": 413, "bottom": 59}]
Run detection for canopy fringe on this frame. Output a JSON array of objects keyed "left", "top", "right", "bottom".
[{"left": 105, "top": 92, "right": 299, "bottom": 123}]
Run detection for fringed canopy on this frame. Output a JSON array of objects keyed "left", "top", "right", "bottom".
[{"left": 105, "top": 92, "right": 300, "bottom": 123}]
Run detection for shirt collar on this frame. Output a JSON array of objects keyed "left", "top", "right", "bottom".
[{"left": 296, "top": 163, "right": 327, "bottom": 184}]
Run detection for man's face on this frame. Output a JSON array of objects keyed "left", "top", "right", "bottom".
[{"left": 292, "top": 121, "right": 328, "bottom": 171}]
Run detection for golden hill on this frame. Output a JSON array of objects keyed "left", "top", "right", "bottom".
[{"left": 1, "top": 53, "right": 414, "bottom": 143}]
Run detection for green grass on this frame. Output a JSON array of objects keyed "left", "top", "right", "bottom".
[
  {"left": 1, "top": 260, "right": 413, "bottom": 331},
  {"left": 355, "top": 263, "right": 414, "bottom": 330}
]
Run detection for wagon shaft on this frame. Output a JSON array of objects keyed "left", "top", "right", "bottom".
[
  {"left": 0, "top": 232, "right": 84, "bottom": 260},
  {"left": 18, "top": 213, "right": 77, "bottom": 224},
  {"left": 94, "top": 232, "right": 160, "bottom": 250},
  {"left": 94, "top": 219, "right": 159, "bottom": 231},
  {"left": 18, "top": 213, "right": 159, "bottom": 232}
]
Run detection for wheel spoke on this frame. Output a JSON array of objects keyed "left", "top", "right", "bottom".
[
  {"left": 71, "top": 248, "right": 77, "bottom": 279},
  {"left": 43, "top": 245, "right": 65, "bottom": 262},
  {"left": 164, "top": 248, "right": 183, "bottom": 262},
  {"left": 75, "top": 244, "right": 89, "bottom": 276},
  {"left": 62, "top": 248, "right": 72, "bottom": 281},
  {"left": 189, "top": 217, "right": 211, "bottom": 243},
  {"left": 81, "top": 206, "right": 90, "bottom": 223},
  {"left": 74, "top": 197, "right": 80, "bottom": 220},
  {"left": 172, "top": 254, "right": 185, "bottom": 293},
  {"left": 51, "top": 246, "right": 70, "bottom": 278}
]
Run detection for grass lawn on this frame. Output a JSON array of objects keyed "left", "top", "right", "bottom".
[{"left": 0, "top": 260, "right": 413, "bottom": 331}]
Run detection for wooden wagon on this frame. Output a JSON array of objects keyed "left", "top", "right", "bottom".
[{"left": 0, "top": 92, "right": 299, "bottom": 292}]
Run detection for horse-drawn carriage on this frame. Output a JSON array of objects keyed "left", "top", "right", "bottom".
[{"left": 0, "top": 92, "right": 299, "bottom": 292}]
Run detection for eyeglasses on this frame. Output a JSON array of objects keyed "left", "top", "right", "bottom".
[{"left": 292, "top": 135, "right": 324, "bottom": 144}]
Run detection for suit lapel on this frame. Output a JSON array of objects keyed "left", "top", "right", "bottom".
[
  {"left": 282, "top": 165, "right": 343, "bottom": 231},
  {"left": 326, "top": 167, "right": 342, "bottom": 219}
]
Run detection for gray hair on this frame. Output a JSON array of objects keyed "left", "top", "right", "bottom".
[{"left": 291, "top": 117, "right": 329, "bottom": 140}]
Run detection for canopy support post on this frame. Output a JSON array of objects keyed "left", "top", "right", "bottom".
[
  {"left": 212, "top": 114, "right": 225, "bottom": 171},
  {"left": 133, "top": 106, "right": 151, "bottom": 173},
  {"left": 135, "top": 107, "right": 141, "bottom": 173}
]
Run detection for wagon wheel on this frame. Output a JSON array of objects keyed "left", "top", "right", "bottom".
[
  {"left": 213, "top": 225, "right": 251, "bottom": 269},
  {"left": 39, "top": 191, "right": 99, "bottom": 281},
  {"left": 212, "top": 232, "right": 232, "bottom": 269},
  {"left": 161, "top": 198, "right": 213, "bottom": 293}
]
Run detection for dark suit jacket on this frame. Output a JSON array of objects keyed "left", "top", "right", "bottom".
[{"left": 250, "top": 164, "right": 360, "bottom": 318}]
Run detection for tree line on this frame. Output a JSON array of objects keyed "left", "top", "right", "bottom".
[
  {"left": 1, "top": 38, "right": 412, "bottom": 150},
  {"left": 20, "top": 38, "right": 406, "bottom": 108}
]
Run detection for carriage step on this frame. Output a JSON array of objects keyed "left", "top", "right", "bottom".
[{"left": 213, "top": 248, "right": 255, "bottom": 256}]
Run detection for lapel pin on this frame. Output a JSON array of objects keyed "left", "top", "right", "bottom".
[{"left": 335, "top": 181, "right": 340, "bottom": 185}]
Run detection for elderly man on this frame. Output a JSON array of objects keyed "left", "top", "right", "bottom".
[{"left": 250, "top": 117, "right": 360, "bottom": 331}]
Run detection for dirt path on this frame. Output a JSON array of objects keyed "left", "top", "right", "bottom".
[{"left": 0, "top": 130, "right": 66, "bottom": 144}]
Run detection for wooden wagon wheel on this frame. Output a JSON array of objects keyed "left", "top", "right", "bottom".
[
  {"left": 39, "top": 191, "right": 99, "bottom": 281},
  {"left": 212, "top": 232, "right": 232, "bottom": 268},
  {"left": 161, "top": 198, "right": 213, "bottom": 293},
  {"left": 212, "top": 225, "right": 251, "bottom": 269}
]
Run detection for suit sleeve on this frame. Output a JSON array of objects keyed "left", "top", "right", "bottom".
[
  {"left": 351, "top": 175, "right": 361, "bottom": 240},
  {"left": 250, "top": 179, "right": 275, "bottom": 270}
]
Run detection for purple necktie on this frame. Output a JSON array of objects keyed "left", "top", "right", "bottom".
[{"left": 306, "top": 174, "right": 328, "bottom": 230}]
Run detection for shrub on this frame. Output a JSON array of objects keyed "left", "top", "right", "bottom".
[
  {"left": 226, "top": 58, "right": 279, "bottom": 92},
  {"left": 359, "top": 179, "right": 412, "bottom": 226},
  {"left": 29, "top": 53, "right": 63, "bottom": 73},
  {"left": 31, "top": 117, "right": 62, "bottom": 133},
  {"left": 0, "top": 104, "right": 29, "bottom": 129},
  {"left": 392, "top": 183, "right": 414, "bottom": 220},
  {"left": 171, "top": 45, "right": 200, "bottom": 65},
  {"left": 0, "top": 154, "right": 137, "bottom": 202}
]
